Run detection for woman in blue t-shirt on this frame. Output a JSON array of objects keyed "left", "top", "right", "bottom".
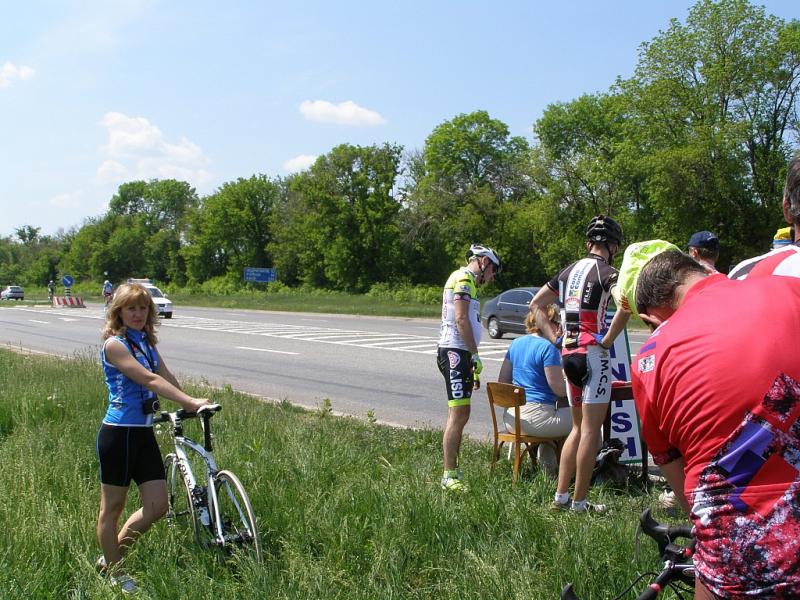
[
  {"left": 95, "top": 283, "right": 209, "bottom": 592},
  {"left": 498, "top": 305, "right": 571, "bottom": 475}
]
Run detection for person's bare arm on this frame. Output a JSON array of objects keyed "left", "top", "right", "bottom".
[
  {"left": 659, "top": 458, "right": 691, "bottom": 515},
  {"left": 454, "top": 298, "right": 478, "bottom": 355},
  {"left": 600, "top": 294, "right": 631, "bottom": 348},
  {"left": 105, "top": 339, "right": 208, "bottom": 412},
  {"left": 530, "top": 286, "right": 559, "bottom": 343},
  {"left": 544, "top": 365, "right": 567, "bottom": 397},
  {"left": 498, "top": 358, "right": 513, "bottom": 384}
]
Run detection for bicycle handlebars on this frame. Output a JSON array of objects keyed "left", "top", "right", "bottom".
[
  {"left": 560, "top": 509, "right": 695, "bottom": 600},
  {"left": 154, "top": 403, "right": 222, "bottom": 451},
  {"left": 153, "top": 403, "right": 222, "bottom": 424}
]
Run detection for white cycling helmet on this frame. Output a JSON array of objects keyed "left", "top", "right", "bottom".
[{"left": 465, "top": 244, "right": 502, "bottom": 273}]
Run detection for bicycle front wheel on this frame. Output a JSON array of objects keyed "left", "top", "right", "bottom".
[
  {"left": 212, "top": 470, "right": 261, "bottom": 561},
  {"left": 164, "top": 454, "right": 207, "bottom": 547}
]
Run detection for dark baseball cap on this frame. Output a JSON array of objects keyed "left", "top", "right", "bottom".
[{"left": 687, "top": 230, "right": 719, "bottom": 249}]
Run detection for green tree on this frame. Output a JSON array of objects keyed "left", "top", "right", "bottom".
[
  {"left": 271, "top": 144, "right": 403, "bottom": 291},
  {"left": 404, "top": 111, "right": 533, "bottom": 284},
  {"left": 618, "top": 0, "right": 800, "bottom": 263},
  {"left": 183, "top": 175, "right": 280, "bottom": 284}
]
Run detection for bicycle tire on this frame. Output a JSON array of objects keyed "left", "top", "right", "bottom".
[
  {"left": 212, "top": 470, "right": 261, "bottom": 561},
  {"left": 165, "top": 454, "right": 209, "bottom": 547}
]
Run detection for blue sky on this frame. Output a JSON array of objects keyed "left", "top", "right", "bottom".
[{"left": 1, "top": 1, "right": 796, "bottom": 237}]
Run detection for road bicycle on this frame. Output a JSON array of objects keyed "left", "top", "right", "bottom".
[
  {"left": 561, "top": 509, "right": 694, "bottom": 600},
  {"left": 154, "top": 404, "right": 261, "bottom": 561}
]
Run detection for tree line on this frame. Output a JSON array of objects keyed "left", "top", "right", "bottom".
[{"left": 2, "top": 0, "right": 798, "bottom": 294}]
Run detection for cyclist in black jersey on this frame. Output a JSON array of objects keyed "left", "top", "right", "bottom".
[{"left": 530, "top": 215, "right": 629, "bottom": 513}]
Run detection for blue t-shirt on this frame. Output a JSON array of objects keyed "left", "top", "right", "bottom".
[
  {"left": 101, "top": 328, "right": 159, "bottom": 426},
  {"left": 505, "top": 334, "right": 562, "bottom": 406}
]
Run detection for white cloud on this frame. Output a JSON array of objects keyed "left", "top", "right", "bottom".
[
  {"left": 101, "top": 112, "right": 162, "bottom": 157},
  {"left": 49, "top": 190, "right": 84, "bottom": 208},
  {"left": 0, "top": 62, "right": 35, "bottom": 89},
  {"left": 96, "top": 159, "right": 130, "bottom": 184},
  {"left": 96, "top": 111, "right": 211, "bottom": 186},
  {"left": 299, "top": 100, "right": 386, "bottom": 126},
  {"left": 283, "top": 154, "right": 318, "bottom": 172}
]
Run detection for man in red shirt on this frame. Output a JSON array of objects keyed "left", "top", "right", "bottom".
[{"left": 627, "top": 247, "right": 800, "bottom": 599}]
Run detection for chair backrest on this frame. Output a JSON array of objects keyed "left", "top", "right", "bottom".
[{"left": 486, "top": 382, "right": 526, "bottom": 409}]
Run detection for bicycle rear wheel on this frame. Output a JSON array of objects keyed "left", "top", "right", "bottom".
[
  {"left": 212, "top": 470, "right": 261, "bottom": 561},
  {"left": 165, "top": 454, "right": 209, "bottom": 547}
]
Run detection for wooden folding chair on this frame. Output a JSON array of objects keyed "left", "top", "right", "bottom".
[{"left": 487, "top": 382, "right": 565, "bottom": 485}]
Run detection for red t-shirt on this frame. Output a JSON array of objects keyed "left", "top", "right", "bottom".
[{"left": 632, "top": 274, "right": 800, "bottom": 597}]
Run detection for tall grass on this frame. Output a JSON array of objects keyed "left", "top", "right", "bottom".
[{"left": 0, "top": 349, "right": 671, "bottom": 599}]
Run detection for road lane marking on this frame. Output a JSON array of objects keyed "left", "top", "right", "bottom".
[
  {"left": 28, "top": 319, "right": 50, "bottom": 324},
  {"left": 236, "top": 346, "right": 299, "bottom": 355},
  {"left": 59, "top": 318, "right": 79, "bottom": 322}
]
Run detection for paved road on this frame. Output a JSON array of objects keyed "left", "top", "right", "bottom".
[{"left": 0, "top": 303, "right": 649, "bottom": 441}]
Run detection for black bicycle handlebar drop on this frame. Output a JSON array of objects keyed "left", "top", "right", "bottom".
[
  {"left": 560, "top": 510, "right": 695, "bottom": 600},
  {"left": 639, "top": 509, "right": 693, "bottom": 557}
]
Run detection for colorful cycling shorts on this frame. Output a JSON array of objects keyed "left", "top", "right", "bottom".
[
  {"left": 437, "top": 347, "right": 474, "bottom": 407},
  {"left": 96, "top": 424, "right": 165, "bottom": 487},
  {"left": 562, "top": 344, "right": 612, "bottom": 406}
]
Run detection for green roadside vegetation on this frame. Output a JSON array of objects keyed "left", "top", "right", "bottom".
[
  {"left": 1, "top": 283, "right": 650, "bottom": 330},
  {"left": 0, "top": 348, "right": 672, "bottom": 599}
]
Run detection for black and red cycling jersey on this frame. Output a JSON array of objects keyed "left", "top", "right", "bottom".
[{"left": 546, "top": 253, "right": 618, "bottom": 349}]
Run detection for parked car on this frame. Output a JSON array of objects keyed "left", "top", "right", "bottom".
[
  {"left": 480, "top": 286, "right": 540, "bottom": 339},
  {"left": 0, "top": 285, "right": 25, "bottom": 300},
  {"left": 127, "top": 278, "right": 173, "bottom": 318}
]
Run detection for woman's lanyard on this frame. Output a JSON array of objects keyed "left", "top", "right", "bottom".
[
  {"left": 126, "top": 336, "right": 156, "bottom": 400},
  {"left": 126, "top": 337, "right": 156, "bottom": 372}
]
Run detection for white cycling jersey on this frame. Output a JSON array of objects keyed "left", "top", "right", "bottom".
[{"left": 438, "top": 267, "right": 481, "bottom": 351}]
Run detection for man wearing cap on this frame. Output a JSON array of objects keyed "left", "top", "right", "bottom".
[
  {"left": 687, "top": 230, "right": 719, "bottom": 273},
  {"left": 619, "top": 241, "right": 800, "bottom": 599},
  {"left": 729, "top": 153, "right": 800, "bottom": 279}
]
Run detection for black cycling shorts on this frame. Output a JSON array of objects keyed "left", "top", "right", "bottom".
[
  {"left": 96, "top": 424, "right": 165, "bottom": 487},
  {"left": 437, "top": 347, "right": 474, "bottom": 407}
]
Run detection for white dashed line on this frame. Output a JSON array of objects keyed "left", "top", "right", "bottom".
[{"left": 236, "top": 346, "right": 299, "bottom": 355}]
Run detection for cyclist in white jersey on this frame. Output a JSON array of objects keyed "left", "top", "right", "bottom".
[{"left": 438, "top": 244, "right": 501, "bottom": 492}]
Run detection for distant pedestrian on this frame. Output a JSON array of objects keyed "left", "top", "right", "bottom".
[
  {"left": 438, "top": 244, "right": 501, "bottom": 492},
  {"left": 687, "top": 230, "right": 720, "bottom": 274}
]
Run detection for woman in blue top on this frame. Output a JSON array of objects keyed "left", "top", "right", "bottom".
[
  {"left": 96, "top": 283, "right": 208, "bottom": 592},
  {"left": 498, "top": 305, "right": 571, "bottom": 475}
]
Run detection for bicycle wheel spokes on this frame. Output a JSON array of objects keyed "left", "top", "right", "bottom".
[{"left": 213, "top": 470, "right": 261, "bottom": 561}]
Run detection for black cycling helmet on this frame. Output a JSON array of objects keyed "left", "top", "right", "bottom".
[
  {"left": 586, "top": 215, "right": 623, "bottom": 246},
  {"left": 465, "top": 244, "right": 502, "bottom": 273}
]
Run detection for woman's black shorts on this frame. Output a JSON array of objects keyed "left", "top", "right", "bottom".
[{"left": 96, "top": 424, "right": 165, "bottom": 487}]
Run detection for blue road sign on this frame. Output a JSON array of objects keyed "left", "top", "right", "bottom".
[
  {"left": 243, "top": 267, "right": 277, "bottom": 283},
  {"left": 61, "top": 274, "right": 75, "bottom": 287}
]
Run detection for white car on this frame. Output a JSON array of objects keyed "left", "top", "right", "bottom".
[
  {"left": 127, "top": 279, "right": 173, "bottom": 318},
  {"left": 0, "top": 285, "right": 24, "bottom": 300}
]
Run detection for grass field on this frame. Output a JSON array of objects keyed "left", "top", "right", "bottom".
[{"left": 0, "top": 348, "right": 678, "bottom": 599}]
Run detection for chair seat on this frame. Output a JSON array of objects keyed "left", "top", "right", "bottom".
[{"left": 496, "top": 432, "right": 559, "bottom": 446}]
